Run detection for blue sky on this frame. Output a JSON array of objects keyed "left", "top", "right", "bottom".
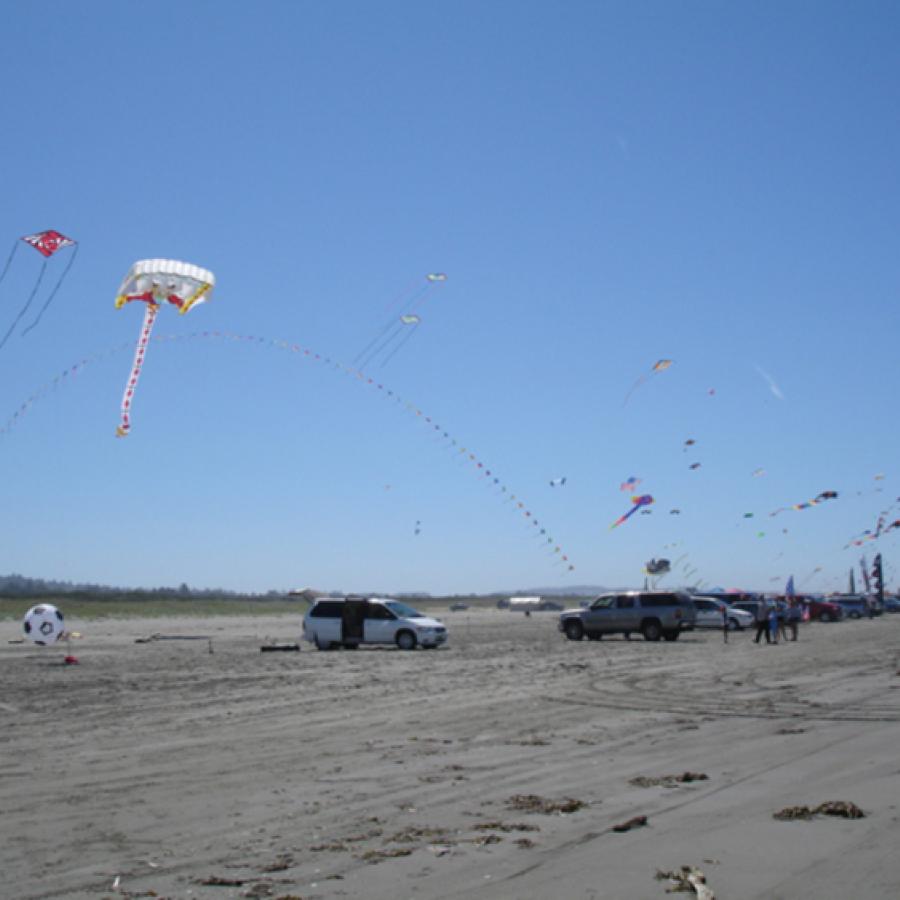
[{"left": 1, "top": 1, "right": 898, "bottom": 595}]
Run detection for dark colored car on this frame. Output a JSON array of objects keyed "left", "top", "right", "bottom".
[{"left": 829, "top": 595, "right": 872, "bottom": 619}]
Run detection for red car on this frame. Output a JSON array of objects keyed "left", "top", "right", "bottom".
[{"left": 772, "top": 595, "right": 842, "bottom": 622}]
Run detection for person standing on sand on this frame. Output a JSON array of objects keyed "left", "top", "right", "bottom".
[
  {"left": 768, "top": 604, "right": 779, "bottom": 644},
  {"left": 786, "top": 598, "right": 801, "bottom": 641},
  {"left": 754, "top": 600, "right": 771, "bottom": 644},
  {"left": 722, "top": 602, "right": 729, "bottom": 643}
]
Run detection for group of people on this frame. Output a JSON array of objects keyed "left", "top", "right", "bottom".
[{"left": 751, "top": 599, "right": 803, "bottom": 644}]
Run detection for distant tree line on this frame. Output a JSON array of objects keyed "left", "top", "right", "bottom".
[{"left": 0, "top": 573, "right": 288, "bottom": 601}]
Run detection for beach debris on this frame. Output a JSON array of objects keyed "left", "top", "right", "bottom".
[
  {"left": 470, "top": 834, "right": 503, "bottom": 846},
  {"left": 473, "top": 820, "right": 539, "bottom": 833},
  {"left": 358, "top": 847, "right": 413, "bottom": 864},
  {"left": 385, "top": 826, "right": 449, "bottom": 843},
  {"left": 260, "top": 644, "right": 301, "bottom": 652},
  {"left": 630, "top": 772, "right": 708, "bottom": 788},
  {"left": 198, "top": 874, "right": 247, "bottom": 886},
  {"left": 773, "top": 801, "right": 865, "bottom": 821},
  {"left": 612, "top": 814, "right": 648, "bottom": 833},
  {"left": 505, "top": 794, "right": 584, "bottom": 815},
  {"left": 135, "top": 633, "right": 210, "bottom": 643},
  {"left": 656, "top": 865, "right": 715, "bottom": 898},
  {"left": 259, "top": 854, "right": 294, "bottom": 872},
  {"left": 515, "top": 837, "right": 537, "bottom": 848},
  {"left": 428, "top": 844, "right": 453, "bottom": 856}
]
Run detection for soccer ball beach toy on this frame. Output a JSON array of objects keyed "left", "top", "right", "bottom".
[{"left": 23, "top": 604, "right": 65, "bottom": 646}]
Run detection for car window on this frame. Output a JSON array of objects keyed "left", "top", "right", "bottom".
[
  {"left": 590, "top": 596, "right": 614, "bottom": 609},
  {"left": 366, "top": 604, "right": 395, "bottom": 620},
  {"left": 385, "top": 600, "right": 424, "bottom": 618},
  {"left": 310, "top": 600, "right": 343, "bottom": 618},
  {"left": 640, "top": 594, "right": 677, "bottom": 608},
  {"left": 616, "top": 596, "right": 635, "bottom": 609},
  {"left": 694, "top": 599, "right": 712, "bottom": 610}
]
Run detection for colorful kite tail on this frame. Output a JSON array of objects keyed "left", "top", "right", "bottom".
[{"left": 117, "top": 303, "right": 159, "bottom": 437}]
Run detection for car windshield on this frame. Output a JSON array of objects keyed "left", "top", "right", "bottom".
[
  {"left": 386, "top": 600, "right": 425, "bottom": 618},
  {"left": 591, "top": 597, "right": 615, "bottom": 609}
]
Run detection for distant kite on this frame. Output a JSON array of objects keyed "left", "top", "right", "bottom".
[
  {"left": 755, "top": 365, "right": 784, "bottom": 400},
  {"left": 669, "top": 509, "right": 681, "bottom": 515},
  {"left": 689, "top": 462, "right": 701, "bottom": 470},
  {"left": 610, "top": 494, "right": 654, "bottom": 529},
  {"left": 414, "top": 520, "right": 422, "bottom": 536},
  {"left": 770, "top": 490, "right": 839, "bottom": 516},
  {"left": 549, "top": 476, "right": 567, "bottom": 487},
  {"left": 752, "top": 468, "right": 766, "bottom": 477},
  {"left": 683, "top": 438, "right": 696, "bottom": 451},
  {"left": 0, "top": 230, "right": 79, "bottom": 350},
  {"left": 354, "top": 273, "right": 446, "bottom": 370},
  {"left": 623, "top": 359, "right": 672, "bottom": 406},
  {"left": 620, "top": 476, "right": 641, "bottom": 492}
]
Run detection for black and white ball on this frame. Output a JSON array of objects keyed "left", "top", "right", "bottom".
[{"left": 23, "top": 604, "right": 65, "bottom": 646}]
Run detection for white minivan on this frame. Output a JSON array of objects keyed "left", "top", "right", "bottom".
[{"left": 302, "top": 596, "right": 448, "bottom": 651}]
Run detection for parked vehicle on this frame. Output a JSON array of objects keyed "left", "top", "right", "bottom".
[
  {"left": 449, "top": 602, "right": 469, "bottom": 611},
  {"left": 692, "top": 596, "right": 753, "bottom": 630},
  {"left": 883, "top": 597, "right": 900, "bottom": 613},
  {"left": 303, "top": 596, "right": 448, "bottom": 650},
  {"left": 829, "top": 595, "right": 872, "bottom": 619},
  {"left": 558, "top": 591, "right": 696, "bottom": 642},
  {"left": 798, "top": 596, "right": 843, "bottom": 622}
]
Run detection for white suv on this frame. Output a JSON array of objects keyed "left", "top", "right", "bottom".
[{"left": 303, "top": 596, "right": 448, "bottom": 651}]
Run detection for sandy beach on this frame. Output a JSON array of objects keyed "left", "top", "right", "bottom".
[{"left": 2, "top": 609, "right": 899, "bottom": 899}]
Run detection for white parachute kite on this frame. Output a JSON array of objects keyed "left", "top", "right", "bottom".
[{"left": 115, "top": 258, "right": 214, "bottom": 437}]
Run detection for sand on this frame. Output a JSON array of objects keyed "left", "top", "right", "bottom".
[{"left": 2, "top": 609, "right": 899, "bottom": 899}]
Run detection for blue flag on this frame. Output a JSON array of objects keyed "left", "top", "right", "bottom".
[{"left": 785, "top": 575, "right": 795, "bottom": 597}]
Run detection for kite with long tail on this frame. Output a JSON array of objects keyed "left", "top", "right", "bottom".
[
  {"left": 0, "top": 230, "right": 78, "bottom": 350},
  {"left": 114, "top": 259, "right": 214, "bottom": 437},
  {"left": 623, "top": 359, "right": 672, "bottom": 406},
  {"left": 611, "top": 494, "right": 654, "bottom": 529}
]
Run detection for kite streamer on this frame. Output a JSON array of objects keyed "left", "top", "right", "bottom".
[
  {"left": 1, "top": 329, "right": 575, "bottom": 573},
  {"left": 770, "top": 490, "right": 838, "bottom": 517}
]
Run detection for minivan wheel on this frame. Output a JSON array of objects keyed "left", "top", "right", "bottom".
[
  {"left": 396, "top": 630, "right": 417, "bottom": 651},
  {"left": 564, "top": 620, "right": 584, "bottom": 641},
  {"left": 641, "top": 620, "right": 662, "bottom": 642}
]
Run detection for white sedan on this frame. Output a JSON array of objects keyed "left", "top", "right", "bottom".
[{"left": 692, "top": 597, "right": 754, "bottom": 631}]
